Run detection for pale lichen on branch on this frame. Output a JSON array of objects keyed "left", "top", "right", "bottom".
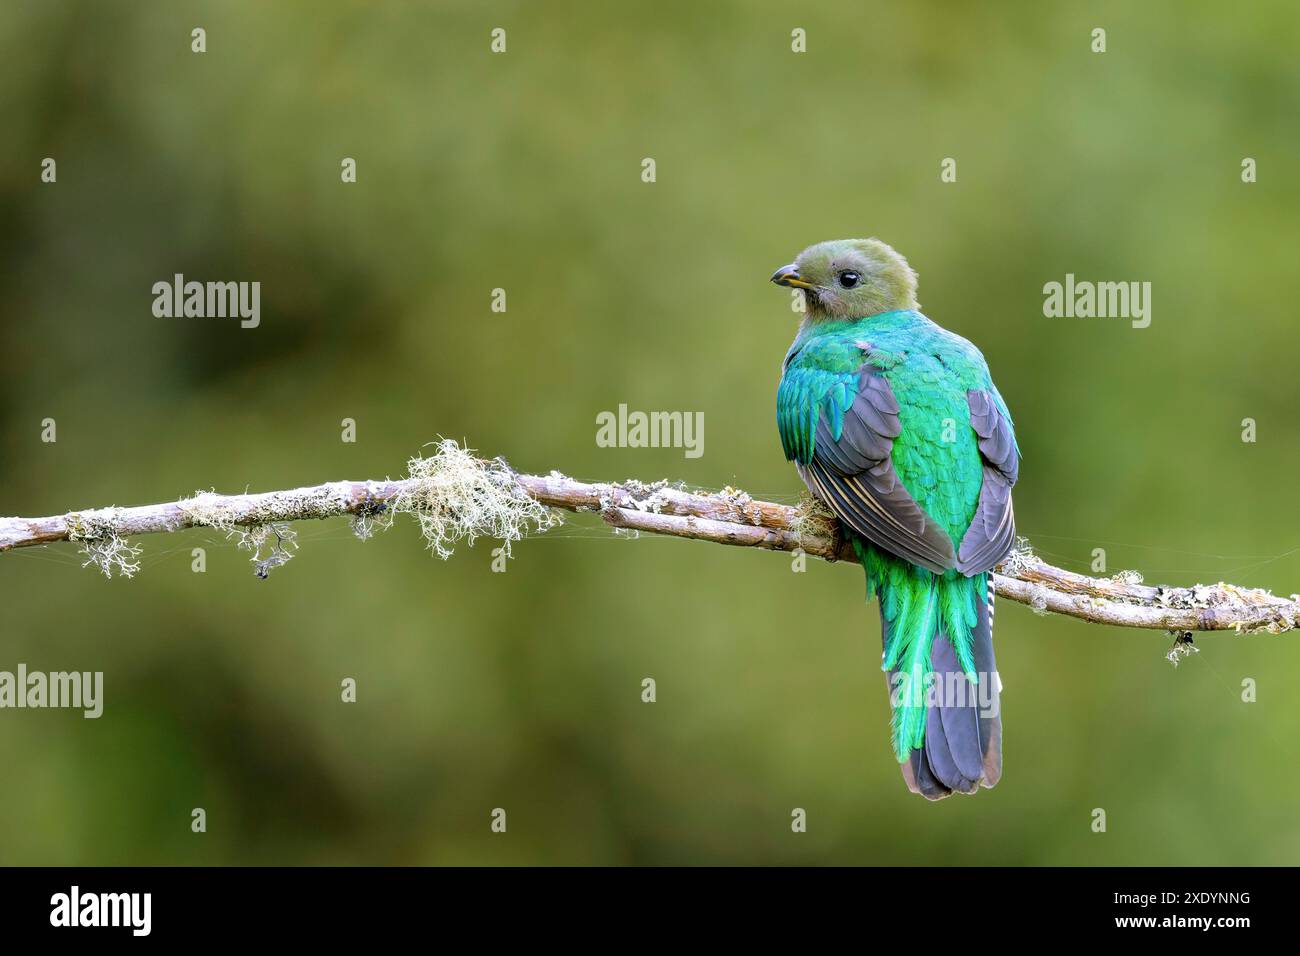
[
  {"left": 67, "top": 507, "right": 143, "bottom": 579},
  {"left": 381, "top": 440, "right": 560, "bottom": 559},
  {"left": 2, "top": 440, "right": 1297, "bottom": 637}
]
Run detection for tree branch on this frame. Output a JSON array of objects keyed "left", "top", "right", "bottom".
[{"left": 2, "top": 441, "right": 1295, "bottom": 635}]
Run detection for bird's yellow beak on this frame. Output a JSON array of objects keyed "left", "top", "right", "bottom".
[{"left": 770, "top": 264, "right": 815, "bottom": 290}]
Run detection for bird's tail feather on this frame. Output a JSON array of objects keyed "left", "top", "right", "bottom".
[{"left": 856, "top": 538, "right": 1002, "bottom": 800}]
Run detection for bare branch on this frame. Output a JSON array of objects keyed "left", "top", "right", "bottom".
[{"left": 2, "top": 446, "right": 1296, "bottom": 635}]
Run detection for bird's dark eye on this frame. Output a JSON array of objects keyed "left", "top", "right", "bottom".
[{"left": 838, "top": 271, "right": 860, "bottom": 289}]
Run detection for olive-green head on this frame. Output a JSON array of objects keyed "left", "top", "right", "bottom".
[{"left": 771, "top": 238, "right": 919, "bottom": 320}]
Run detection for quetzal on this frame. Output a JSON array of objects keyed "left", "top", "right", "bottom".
[{"left": 772, "top": 238, "right": 1020, "bottom": 800}]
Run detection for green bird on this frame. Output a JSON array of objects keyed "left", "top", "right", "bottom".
[{"left": 772, "top": 238, "right": 1020, "bottom": 800}]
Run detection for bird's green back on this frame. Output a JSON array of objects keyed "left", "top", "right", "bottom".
[{"left": 778, "top": 308, "right": 1002, "bottom": 548}]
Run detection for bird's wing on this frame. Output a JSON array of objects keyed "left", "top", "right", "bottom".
[
  {"left": 955, "top": 388, "right": 1020, "bottom": 574},
  {"left": 779, "top": 356, "right": 958, "bottom": 573}
]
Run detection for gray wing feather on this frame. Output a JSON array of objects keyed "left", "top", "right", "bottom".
[
  {"left": 956, "top": 389, "right": 1020, "bottom": 575},
  {"left": 802, "top": 370, "right": 957, "bottom": 574}
]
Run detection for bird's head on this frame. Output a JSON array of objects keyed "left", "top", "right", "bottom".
[{"left": 771, "top": 238, "right": 918, "bottom": 321}]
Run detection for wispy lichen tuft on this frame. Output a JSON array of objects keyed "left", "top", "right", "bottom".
[
  {"left": 1166, "top": 631, "right": 1198, "bottom": 667},
  {"left": 996, "top": 537, "right": 1038, "bottom": 577},
  {"left": 68, "top": 508, "right": 142, "bottom": 578},
  {"left": 350, "top": 498, "right": 386, "bottom": 541},
  {"left": 385, "top": 439, "right": 560, "bottom": 560},
  {"left": 237, "top": 522, "right": 298, "bottom": 578},
  {"left": 178, "top": 490, "right": 238, "bottom": 532},
  {"left": 180, "top": 491, "right": 302, "bottom": 577},
  {"left": 790, "top": 491, "right": 837, "bottom": 544}
]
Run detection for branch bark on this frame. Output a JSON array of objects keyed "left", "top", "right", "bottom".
[{"left": 2, "top": 456, "right": 1296, "bottom": 635}]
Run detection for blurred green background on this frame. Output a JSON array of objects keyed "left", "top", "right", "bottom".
[{"left": 3, "top": 0, "right": 1300, "bottom": 865}]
